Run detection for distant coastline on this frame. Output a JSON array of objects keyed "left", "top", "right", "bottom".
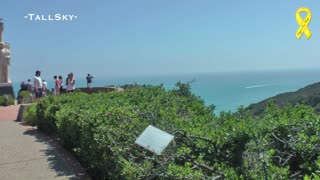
[{"left": 11, "top": 69, "right": 320, "bottom": 113}]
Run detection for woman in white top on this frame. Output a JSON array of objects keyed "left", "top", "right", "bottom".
[{"left": 66, "top": 73, "right": 75, "bottom": 92}]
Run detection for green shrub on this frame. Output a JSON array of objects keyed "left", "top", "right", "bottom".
[
  {"left": 8, "top": 95, "right": 14, "bottom": 105},
  {"left": 24, "top": 104, "right": 38, "bottom": 126},
  {"left": 30, "top": 83, "right": 320, "bottom": 179},
  {"left": 18, "top": 91, "right": 31, "bottom": 98},
  {"left": 0, "top": 96, "right": 5, "bottom": 106},
  {"left": 36, "top": 93, "right": 89, "bottom": 134},
  {"left": 17, "top": 91, "right": 32, "bottom": 104},
  {"left": 0, "top": 94, "right": 14, "bottom": 106}
]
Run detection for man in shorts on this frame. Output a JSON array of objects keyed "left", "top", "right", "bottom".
[{"left": 86, "top": 73, "right": 94, "bottom": 90}]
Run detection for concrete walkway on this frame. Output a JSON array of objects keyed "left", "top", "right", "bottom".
[{"left": 0, "top": 105, "right": 90, "bottom": 180}]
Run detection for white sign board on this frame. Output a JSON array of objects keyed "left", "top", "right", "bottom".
[{"left": 135, "top": 125, "right": 174, "bottom": 155}]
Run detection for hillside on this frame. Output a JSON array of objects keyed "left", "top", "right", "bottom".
[{"left": 247, "top": 82, "right": 320, "bottom": 116}]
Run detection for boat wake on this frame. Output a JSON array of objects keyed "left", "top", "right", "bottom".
[{"left": 245, "top": 84, "right": 271, "bottom": 89}]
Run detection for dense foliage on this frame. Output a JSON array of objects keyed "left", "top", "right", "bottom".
[
  {"left": 18, "top": 90, "right": 31, "bottom": 98},
  {"left": 0, "top": 94, "right": 14, "bottom": 106},
  {"left": 17, "top": 90, "right": 33, "bottom": 104},
  {"left": 23, "top": 103, "right": 38, "bottom": 126},
  {"left": 120, "top": 83, "right": 143, "bottom": 89},
  {"left": 24, "top": 83, "right": 320, "bottom": 179}
]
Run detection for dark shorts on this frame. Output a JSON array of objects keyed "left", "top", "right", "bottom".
[{"left": 35, "top": 88, "right": 43, "bottom": 98}]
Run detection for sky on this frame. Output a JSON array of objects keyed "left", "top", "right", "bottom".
[{"left": 1, "top": 0, "right": 320, "bottom": 81}]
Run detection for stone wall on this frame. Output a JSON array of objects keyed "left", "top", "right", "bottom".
[
  {"left": 16, "top": 103, "right": 35, "bottom": 122},
  {"left": 62, "top": 87, "right": 124, "bottom": 94}
]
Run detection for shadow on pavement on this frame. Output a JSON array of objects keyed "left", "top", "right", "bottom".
[{"left": 23, "top": 128, "right": 91, "bottom": 180}]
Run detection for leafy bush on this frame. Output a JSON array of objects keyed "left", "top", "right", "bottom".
[
  {"left": 18, "top": 90, "right": 31, "bottom": 98},
  {"left": 23, "top": 104, "right": 38, "bottom": 126},
  {"left": 36, "top": 93, "right": 88, "bottom": 134},
  {"left": 8, "top": 95, "right": 14, "bottom": 105},
  {"left": 0, "top": 96, "right": 5, "bottom": 106},
  {"left": 31, "top": 83, "right": 320, "bottom": 179},
  {"left": 120, "top": 83, "right": 142, "bottom": 89},
  {"left": 17, "top": 90, "right": 33, "bottom": 104},
  {"left": 0, "top": 94, "right": 14, "bottom": 106}
]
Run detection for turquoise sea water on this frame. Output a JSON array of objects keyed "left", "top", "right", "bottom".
[{"left": 12, "top": 69, "right": 320, "bottom": 113}]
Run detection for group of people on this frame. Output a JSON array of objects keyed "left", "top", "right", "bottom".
[
  {"left": 20, "top": 70, "right": 48, "bottom": 98},
  {"left": 53, "top": 75, "right": 63, "bottom": 95},
  {"left": 54, "top": 73, "right": 94, "bottom": 95},
  {"left": 20, "top": 71, "right": 94, "bottom": 99},
  {"left": 54, "top": 73, "right": 76, "bottom": 95},
  {"left": 20, "top": 71, "right": 48, "bottom": 98}
]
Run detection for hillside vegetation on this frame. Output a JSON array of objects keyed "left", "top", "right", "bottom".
[
  {"left": 24, "top": 82, "right": 320, "bottom": 179},
  {"left": 247, "top": 82, "right": 320, "bottom": 116}
]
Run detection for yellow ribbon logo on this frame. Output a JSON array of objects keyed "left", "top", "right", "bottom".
[{"left": 296, "top": 7, "right": 312, "bottom": 40}]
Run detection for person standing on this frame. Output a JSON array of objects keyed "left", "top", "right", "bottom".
[
  {"left": 66, "top": 73, "right": 76, "bottom": 92},
  {"left": 42, "top": 80, "right": 47, "bottom": 90},
  {"left": 26, "top": 79, "right": 33, "bottom": 91},
  {"left": 26, "top": 79, "right": 34, "bottom": 97},
  {"left": 42, "top": 80, "right": 48, "bottom": 97},
  {"left": 20, "top": 81, "right": 27, "bottom": 91},
  {"left": 54, "top": 75, "right": 60, "bottom": 95},
  {"left": 66, "top": 74, "right": 70, "bottom": 92},
  {"left": 18, "top": 81, "right": 28, "bottom": 97},
  {"left": 71, "top": 73, "right": 76, "bottom": 91},
  {"left": 86, "top": 73, "right": 94, "bottom": 90},
  {"left": 58, "top": 75, "right": 63, "bottom": 94},
  {"left": 34, "top": 70, "right": 42, "bottom": 98}
]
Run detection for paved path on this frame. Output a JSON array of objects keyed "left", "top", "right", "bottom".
[
  {"left": 0, "top": 105, "right": 20, "bottom": 121},
  {"left": 0, "top": 105, "right": 90, "bottom": 180}
]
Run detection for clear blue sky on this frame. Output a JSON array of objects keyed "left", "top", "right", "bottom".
[{"left": 1, "top": 0, "right": 320, "bottom": 81}]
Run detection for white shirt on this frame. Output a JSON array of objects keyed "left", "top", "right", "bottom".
[
  {"left": 34, "top": 76, "right": 42, "bottom": 89},
  {"left": 42, "top": 81, "right": 47, "bottom": 89}
]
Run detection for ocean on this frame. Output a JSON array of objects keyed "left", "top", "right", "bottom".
[{"left": 12, "top": 69, "right": 320, "bottom": 113}]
